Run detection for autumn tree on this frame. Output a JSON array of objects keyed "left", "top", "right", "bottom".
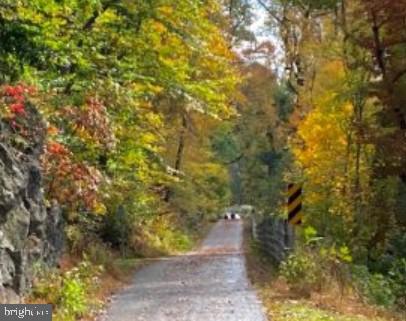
[{"left": 259, "top": 0, "right": 406, "bottom": 267}]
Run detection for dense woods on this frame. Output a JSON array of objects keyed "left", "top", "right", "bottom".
[
  {"left": 236, "top": 0, "right": 406, "bottom": 313},
  {"left": 0, "top": 0, "right": 241, "bottom": 315},
  {"left": 0, "top": 0, "right": 405, "bottom": 320},
  {"left": 0, "top": 0, "right": 239, "bottom": 253}
]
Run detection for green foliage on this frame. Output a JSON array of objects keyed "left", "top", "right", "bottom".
[
  {"left": 31, "top": 260, "right": 103, "bottom": 321},
  {"left": 254, "top": 1, "right": 406, "bottom": 314},
  {"left": 281, "top": 227, "right": 354, "bottom": 296},
  {"left": 229, "top": 64, "right": 295, "bottom": 210},
  {"left": 31, "top": 269, "right": 63, "bottom": 305},
  {"left": 2, "top": 0, "right": 403, "bottom": 316},
  {"left": 320, "top": 245, "right": 353, "bottom": 264},
  {"left": 388, "top": 258, "right": 406, "bottom": 309},
  {"left": 59, "top": 260, "right": 102, "bottom": 320},
  {"left": 0, "top": 13, "right": 44, "bottom": 82},
  {"left": 352, "top": 265, "right": 396, "bottom": 308},
  {"left": 59, "top": 278, "right": 86, "bottom": 319},
  {"left": 84, "top": 240, "right": 113, "bottom": 267},
  {"left": 231, "top": 67, "right": 293, "bottom": 209},
  {"left": 273, "top": 83, "right": 295, "bottom": 122},
  {"left": 211, "top": 123, "right": 240, "bottom": 163},
  {"left": 303, "top": 226, "right": 320, "bottom": 244},
  {"left": 65, "top": 225, "right": 83, "bottom": 254},
  {"left": 130, "top": 215, "right": 194, "bottom": 256},
  {"left": 0, "top": 0, "right": 240, "bottom": 265},
  {"left": 280, "top": 249, "right": 320, "bottom": 295}
]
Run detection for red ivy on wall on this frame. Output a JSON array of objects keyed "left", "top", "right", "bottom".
[
  {"left": 2, "top": 84, "right": 36, "bottom": 116},
  {"left": 42, "top": 140, "right": 103, "bottom": 214},
  {"left": 1, "top": 84, "right": 105, "bottom": 214}
]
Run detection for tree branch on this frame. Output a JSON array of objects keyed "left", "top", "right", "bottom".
[
  {"left": 257, "top": 0, "right": 284, "bottom": 25},
  {"left": 392, "top": 68, "right": 406, "bottom": 84}
]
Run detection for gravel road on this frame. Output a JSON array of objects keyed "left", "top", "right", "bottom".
[{"left": 103, "top": 220, "right": 266, "bottom": 321}]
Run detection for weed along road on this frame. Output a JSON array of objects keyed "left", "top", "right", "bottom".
[{"left": 103, "top": 220, "right": 266, "bottom": 321}]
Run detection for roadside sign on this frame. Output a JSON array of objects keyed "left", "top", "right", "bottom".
[{"left": 287, "top": 183, "right": 303, "bottom": 225}]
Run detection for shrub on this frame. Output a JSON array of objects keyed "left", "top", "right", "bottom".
[
  {"left": 280, "top": 249, "right": 320, "bottom": 295},
  {"left": 280, "top": 227, "right": 353, "bottom": 296},
  {"left": 65, "top": 225, "right": 84, "bottom": 254},
  {"left": 59, "top": 277, "right": 86, "bottom": 320},
  {"left": 388, "top": 258, "right": 406, "bottom": 309},
  {"left": 31, "top": 269, "right": 63, "bottom": 305},
  {"left": 130, "top": 215, "right": 193, "bottom": 256},
  {"left": 31, "top": 259, "right": 103, "bottom": 321},
  {"left": 85, "top": 241, "right": 112, "bottom": 267},
  {"left": 352, "top": 265, "right": 396, "bottom": 308}
]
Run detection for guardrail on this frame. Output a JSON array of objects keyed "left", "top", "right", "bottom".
[{"left": 252, "top": 215, "right": 295, "bottom": 264}]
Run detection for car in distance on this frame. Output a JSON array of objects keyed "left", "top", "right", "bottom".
[{"left": 223, "top": 212, "right": 241, "bottom": 220}]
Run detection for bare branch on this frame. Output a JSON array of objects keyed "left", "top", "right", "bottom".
[{"left": 257, "top": 0, "right": 284, "bottom": 24}]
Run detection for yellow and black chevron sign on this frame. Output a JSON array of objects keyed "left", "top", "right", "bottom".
[{"left": 287, "top": 183, "right": 303, "bottom": 225}]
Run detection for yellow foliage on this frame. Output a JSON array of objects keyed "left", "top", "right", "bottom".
[{"left": 293, "top": 59, "right": 357, "bottom": 217}]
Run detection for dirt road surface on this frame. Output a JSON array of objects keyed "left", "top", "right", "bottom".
[{"left": 103, "top": 220, "right": 266, "bottom": 321}]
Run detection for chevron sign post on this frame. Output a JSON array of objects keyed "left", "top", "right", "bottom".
[{"left": 287, "top": 183, "right": 303, "bottom": 225}]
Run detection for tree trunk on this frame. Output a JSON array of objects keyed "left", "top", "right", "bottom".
[
  {"left": 174, "top": 114, "right": 187, "bottom": 172},
  {"left": 164, "top": 114, "right": 187, "bottom": 202}
]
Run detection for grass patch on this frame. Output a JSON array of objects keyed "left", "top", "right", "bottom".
[
  {"left": 243, "top": 224, "right": 404, "bottom": 321},
  {"left": 27, "top": 252, "right": 142, "bottom": 321},
  {"left": 270, "top": 302, "right": 386, "bottom": 321}
]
